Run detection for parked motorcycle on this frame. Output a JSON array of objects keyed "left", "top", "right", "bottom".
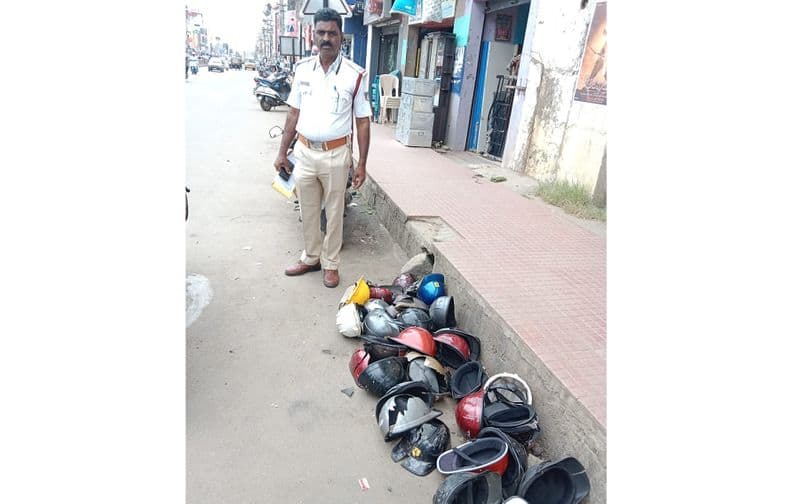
[
  {"left": 267, "top": 126, "right": 353, "bottom": 233},
  {"left": 254, "top": 72, "right": 292, "bottom": 112},
  {"left": 189, "top": 57, "right": 199, "bottom": 75}
]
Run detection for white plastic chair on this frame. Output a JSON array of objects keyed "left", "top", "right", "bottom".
[{"left": 379, "top": 74, "right": 401, "bottom": 124}]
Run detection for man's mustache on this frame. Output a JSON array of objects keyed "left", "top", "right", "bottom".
[{"left": 321, "top": 43, "right": 332, "bottom": 47}]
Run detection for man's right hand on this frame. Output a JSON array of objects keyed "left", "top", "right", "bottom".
[{"left": 274, "top": 153, "right": 291, "bottom": 173}]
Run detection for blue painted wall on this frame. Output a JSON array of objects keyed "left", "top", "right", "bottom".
[
  {"left": 468, "top": 41, "right": 490, "bottom": 150},
  {"left": 344, "top": 14, "right": 368, "bottom": 67}
]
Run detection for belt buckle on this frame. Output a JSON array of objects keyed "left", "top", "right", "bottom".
[{"left": 308, "top": 139, "right": 324, "bottom": 151}]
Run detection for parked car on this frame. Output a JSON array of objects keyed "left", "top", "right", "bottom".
[
  {"left": 244, "top": 59, "right": 256, "bottom": 71},
  {"left": 208, "top": 57, "right": 225, "bottom": 72}
]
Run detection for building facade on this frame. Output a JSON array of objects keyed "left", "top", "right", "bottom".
[{"left": 360, "top": 0, "right": 607, "bottom": 197}]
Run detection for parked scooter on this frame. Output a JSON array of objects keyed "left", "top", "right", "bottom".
[
  {"left": 254, "top": 71, "right": 292, "bottom": 111},
  {"left": 267, "top": 126, "right": 353, "bottom": 233}
]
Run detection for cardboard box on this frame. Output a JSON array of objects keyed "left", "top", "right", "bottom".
[
  {"left": 400, "top": 93, "right": 434, "bottom": 113},
  {"left": 402, "top": 77, "right": 438, "bottom": 97},
  {"left": 395, "top": 127, "right": 433, "bottom": 148},
  {"left": 397, "top": 110, "right": 435, "bottom": 132}
]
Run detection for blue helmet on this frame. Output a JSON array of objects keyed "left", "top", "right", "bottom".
[{"left": 417, "top": 273, "right": 446, "bottom": 305}]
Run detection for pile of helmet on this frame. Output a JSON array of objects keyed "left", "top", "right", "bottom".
[{"left": 338, "top": 272, "right": 591, "bottom": 503}]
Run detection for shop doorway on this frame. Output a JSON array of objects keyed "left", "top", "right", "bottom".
[
  {"left": 467, "top": 2, "right": 530, "bottom": 157},
  {"left": 377, "top": 33, "right": 398, "bottom": 75}
]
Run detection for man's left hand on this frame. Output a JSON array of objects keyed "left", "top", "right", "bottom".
[{"left": 352, "top": 161, "right": 367, "bottom": 190}]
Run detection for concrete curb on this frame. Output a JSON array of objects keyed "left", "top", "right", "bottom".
[{"left": 362, "top": 178, "right": 607, "bottom": 503}]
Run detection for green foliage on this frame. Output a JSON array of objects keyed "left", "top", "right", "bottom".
[{"left": 535, "top": 179, "right": 606, "bottom": 221}]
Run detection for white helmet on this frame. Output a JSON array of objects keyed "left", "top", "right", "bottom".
[{"left": 336, "top": 303, "right": 362, "bottom": 337}]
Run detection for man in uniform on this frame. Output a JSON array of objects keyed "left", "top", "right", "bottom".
[{"left": 273, "top": 7, "right": 371, "bottom": 289}]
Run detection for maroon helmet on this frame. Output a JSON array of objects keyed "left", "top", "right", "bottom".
[{"left": 455, "top": 389, "right": 485, "bottom": 439}]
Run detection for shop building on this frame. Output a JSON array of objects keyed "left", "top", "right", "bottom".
[{"left": 362, "top": 0, "right": 606, "bottom": 196}]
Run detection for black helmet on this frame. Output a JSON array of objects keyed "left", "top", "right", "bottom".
[
  {"left": 450, "top": 361, "right": 488, "bottom": 399},
  {"left": 429, "top": 295, "right": 457, "bottom": 330},
  {"left": 434, "top": 328, "right": 481, "bottom": 361},
  {"left": 433, "top": 470, "right": 503, "bottom": 504},
  {"left": 360, "top": 333, "right": 408, "bottom": 360},
  {"left": 357, "top": 356, "right": 408, "bottom": 397},
  {"left": 377, "top": 380, "right": 436, "bottom": 413},
  {"left": 363, "top": 309, "right": 401, "bottom": 338},
  {"left": 363, "top": 298, "right": 390, "bottom": 312},
  {"left": 478, "top": 427, "right": 529, "bottom": 498},
  {"left": 390, "top": 419, "right": 451, "bottom": 476},
  {"left": 406, "top": 352, "right": 449, "bottom": 397},
  {"left": 396, "top": 307, "right": 433, "bottom": 330},
  {"left": 515, "top": 457, "right": 590, "bottom": 504},
  {"left": 393, "top": 294, "right": 429, "bottom": 312},
  {"left": 482, "top": 374, "right": 540, "bottom": 445}
]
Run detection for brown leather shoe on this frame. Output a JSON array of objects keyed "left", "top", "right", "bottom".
[
  {"left": 284, "top": 261, "right": 321, "bottom": 276},
  {"left": 323, "top": 269, "right": 339, "bottom": 288}
]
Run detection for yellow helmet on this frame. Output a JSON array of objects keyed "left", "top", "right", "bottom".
[{"left": 338, "top": 276, "right": 371, "bottom": 307}]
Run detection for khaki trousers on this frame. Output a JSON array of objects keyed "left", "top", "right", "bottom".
[{"left": 294, "top": 140, "right": 351, "bottom": 270}]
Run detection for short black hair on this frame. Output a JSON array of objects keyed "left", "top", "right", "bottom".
[{"left": 313, "top": 7, "right": 342, "bottom": 32}]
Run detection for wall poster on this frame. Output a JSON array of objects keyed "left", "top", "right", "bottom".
[
  {"left": 495, "top": 14, "right": 512, "bottom": 42},
  {"left": 574, "top": 1, "right": 607, "bottom": 105}
]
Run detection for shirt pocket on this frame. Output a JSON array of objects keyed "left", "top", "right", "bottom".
[{"left": 334, "top": 93, "right": 351, "bottom": 114}]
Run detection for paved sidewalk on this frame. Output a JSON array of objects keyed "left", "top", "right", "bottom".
[{"left": 364, "top": 123, "right": 607, "bottom": 426}]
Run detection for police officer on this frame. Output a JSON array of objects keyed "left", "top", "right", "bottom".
[{"left": 274, "top": 7, "right": 371, "bottom": 289}]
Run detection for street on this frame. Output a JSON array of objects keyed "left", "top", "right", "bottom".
[{"left": 185, "top": 68, "right": 458, "bottom": 503}]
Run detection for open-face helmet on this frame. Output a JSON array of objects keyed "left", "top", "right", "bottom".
[
  {"left": 450, "top": 361, "right": 488, "bottom": 399},
  {"left": 515, "top": 457, "right": 590, "bottom": 504},
  {"left": 336, "top": 302, "right": 363, "bottom": 337},
  {"left": 390, "top": 418, "right": 451, "bottom": 476},
  {"left": 357, "top": 356, "right": 407, "bottom": 397},
  {"left": 482, "top": 373, "right": 540, "bottom": 444},
  {"left": 363, "top": 298, "right": 390, "bottom": 312},
  {"left": 339, "top": 276, "right": 370, "bottom": 307},
  {"left": 349, "top": 347, "right": 370, "bottom": 385},
  {"left": 376, "top": 393, "right": 443, "bottom": 441},
  {"left": 396, "top": 307, "right": 433, "bottom": 330},
  {"left": 417, "top": 273, "right": 446, "bottom": 305},
  {"left": 436, "top": 437, "right": 509, "bottom": 476},
  {"left": 363, "top": 309, "right": 401, "bottom": 338},
  {"left": 392, "top": 273, "right": 416, "bottom": 290},
  {"left": 478, "top": 427, "right": 530, "bottom": 498},
  {"left": 406, "top": 352, "right": 449, "bottom": 397},
  {"left": 429, "top": 295, "right": 457, "bottom": 330},
  {"left": 433, "top": 332, "right": 471, "bottom": 369},
  {"left": 389, "top": 326, "right": 436, "bottom": 355},
  {"left": 434, "top": 328, "right": 481, "bottom": 361},
  {"left": 432, "top": 472, "right": 503, "bottom": 504},
  {"left": 455, "top": 389, "right": 485, "bottom": 438},
  {"left": 360, "top": 333, "right": 408, "bottom": 360}
]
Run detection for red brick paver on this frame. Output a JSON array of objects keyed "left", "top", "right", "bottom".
[{"left": 364, "top": 125, "right": 607, "bottom": 427}]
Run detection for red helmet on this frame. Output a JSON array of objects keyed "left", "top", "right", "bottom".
[
  {"left": 455, "top": 389, "right": 485, "bottom": 439},
  {"left": 369, "top": 286, "right": 395, "bottom": 303},
  {"left": 389, "top": 326, "right": 436, "bottom": 356},
  {"left": 433, "top": 333, "right": 471, "bottom": 368},
  {"left": 392, "top": 273, "right": 416, "bottom": 290},
  {"left": 348, "top": 347, "right": 371, "bottom": 385},
  {"left": 436, "top": 437, "right": 509, "bottom": 476}
]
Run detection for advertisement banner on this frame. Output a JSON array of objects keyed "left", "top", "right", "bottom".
[
  {"left": 409, "top": 0, "right": 455, "bottom": 24},
  {"left": 363, "top": 0, "right": 392, "bottom": 24},
  {"left": 574, "top": 2, "right": 607, "bottom": 105}
]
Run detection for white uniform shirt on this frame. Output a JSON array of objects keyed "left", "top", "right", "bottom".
[{"left": 287, "top": 53, "right": 371, "bottom": 142}]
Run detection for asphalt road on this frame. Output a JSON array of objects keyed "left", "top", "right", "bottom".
[{"left": 185, "top": 67, "right": 459, "bottom": 503}]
